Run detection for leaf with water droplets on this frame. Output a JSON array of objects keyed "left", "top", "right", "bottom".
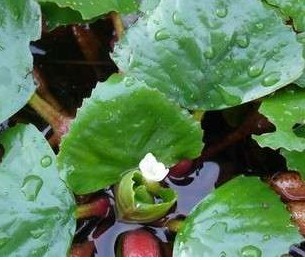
[
  {"left": 0, "top": 0, "right": 41, "bottom": 124},
  {"left": 253, "top": 86, "right": 305, "bottom": 152},
  {"left": 113, "top": 0, "right": 304, "bottom": 110},
  {"left": 265, "top": 0, "right": 305, "bottom": 32},
  {"left": 58, "top": 74, "right": 203, "bottom": 195},
  {"left": 38, "top": 0, "right": 139, "bottom": 30},
  {"left": 0, "top": 124, "right": 75, "bottom": 256},
  {"left": 173, "top": 176, "right": 302, "bottom": 256}
]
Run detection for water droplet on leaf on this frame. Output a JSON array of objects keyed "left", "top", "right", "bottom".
[
  {"left": 261, "top": 72, "right": 281, "bottom": 87},
  {"left": 154, "top": 29, "right": 170, "bottom": 41},
  {"left": 255, "top": 23, "right": 264, "bottom": 30},
  {"left": 204, "top": 47, "right": 214, "bottom": 59},
  {"left": 240, "top": 245, "right": 262, "bottom": 257},
  {"left": 236, "top": 34, "right": 250, "bottom": 48},
  {"left": 220, "top": 251, "right": 227, "bottom": 257},
  {"left": 216, "top": 7, "right": 228, "bottom": 18},
  {"left": 172, "top": 11, "right": 183, "bottom": 25},
  {"left": 21, "top": 175, "right": 43, "bottom": 201},
  {"left": 40, "top": 155, "right": 52, "bottom": 168},
  {"left": 263, "top": 234, "right": 271, "bottom": 241},
  {"left": 247, "top": 60, "right": 265, "bottom": 77}
]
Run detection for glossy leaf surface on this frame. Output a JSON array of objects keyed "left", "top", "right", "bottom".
[
  {"left": 173, "top": 176, "right": 302, "bottom": 257},
  {"left": 0, "top": 124, "right": 75, "bottom": 256},
  {"left": 58, "top": 74, "right": 202, "bottom": 195},
  {"left": 0, "top": 0, "right": 41, "bottom": 123},
  {"left": 254, "top": 87, "right": 305, "bottom": 152},
  {"left": 38, "top": 0, "right": 138, "bottom": 29},
  {"left": 115, "top": 170, "right": 177, "bottom": 223},
  {"left": 265, "top": 0, "right": 305, "bottom": 32},
  {"left": 113, "top": 0, "right": 304, "bottom": 110}
]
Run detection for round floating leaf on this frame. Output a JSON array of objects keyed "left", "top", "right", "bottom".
[
  {"left": 113, "top": 0, "right": 304, "bottom": 110},
  {"left": 58, "top": 74, "right": 203, "bottom": 195},
  {"left": 115, "top": 170, "right": 177, "bottom": 223},
  {"left": 0, "top": 0, "right": 41, "bottom": 124},
  {"left": 253, "top": 86, "right": 305, "bottom": 152},
  {"left": 38, "top": 0, "right": 139, "bottom": 29},
  {"left": 265, "top": 0, "right": 305, "bottom": 32},
  {"left": 0, "top": 124, "right": 75, "bottom": 256},
  {"left": 173, "top": 176, "right": 302, "bottom": 257}
]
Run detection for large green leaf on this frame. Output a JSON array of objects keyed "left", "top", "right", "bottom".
[
  {"left": 173, "top": 176, "right": 302, "bottom": 257},
  {"left": 0, "top": 124, "right": 75, "bottom": 256},
  {"left": 58, "top": 74, "right": 203, "bottom": 195},
  {"left": 265, "top": 0, "right": 305, "bottom": 32},
  {"left": 38, "top": 0, "right": 139, "bottom": 30},
  {"left": 0, "top": 0, "right": 41, "bottom": 124},
  {"left": 253, "top": 86, "right": 305, "bottom": 152},
  {"left": 113, "top": 0, "right": 304, "bottom": 110}
]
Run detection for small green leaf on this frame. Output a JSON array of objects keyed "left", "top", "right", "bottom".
[
  {"left": 113, "top": 0, "right": 304, "bottom": 110},
  {"left": 0, "top": 124, "right": 75, "bottom": 256},
  {"left": 173, "top": 176, "right": 302, "bottom": 257},
  {"left": 39, "top": 2, "right": 85, "bottom": 30},
  {"left": 265, "top": 0, "right": 305, "bottom": 32},
  {"left": 281, "top": 149, "right": 305, "bottom": 179},
  {"left": 0, "top": 0, "right": 41, "bottom": 123},
  {"left": 253, "top": 86, "right": 305, "bottom": 151},
  {"left": 38, "top": 0, "right": 139, "bottom": 29},
  {"left": 115, "top": 170, "right": 177, "bottom": 223},
  {"left": 58, "top": 74, "right": 202, "bottom": 195}
]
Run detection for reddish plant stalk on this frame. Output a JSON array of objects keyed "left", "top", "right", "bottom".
[
  {"left": 71, "top": 25, "right": 103, "bottom": 78},
  {"left": 28, "top": 93, "right": 72, "bottom": 146},
  {"left": 70, "top": 241, "right": 95, "bottom": 257},
  {"left": 76, "top": 197, "right": 111, "bottom": 219},
  {"left": 200, "top": 111, "right": 273, "bottom": 161}
]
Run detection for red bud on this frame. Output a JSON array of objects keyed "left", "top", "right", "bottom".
[
  {"left": 169, "top": 159, "right": 193, "bottom": 178},
  {"left": 117, "top": 229, "right": 162, "bottom": 257}
]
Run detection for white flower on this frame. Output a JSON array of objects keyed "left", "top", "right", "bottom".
[{"left": 139, "top": 153, "right": 169, "bottom": 182}]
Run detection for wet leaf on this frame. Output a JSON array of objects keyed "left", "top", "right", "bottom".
[
  {"left": 58, "top": 74, "right": 203, "bottom": 195},
  {"left": 254, "top": 86, "right": 305, "bottom": 152},
  {"left": 0, "top": 0, "right": 41, "bottom": 123},
  {"left": 113, "top": 0, "right": 304, "bottom": 110},
  {"left": 265, "top": 0, "right": 305, "bottom": 32},
  {"left": 38, "top": 0, "right": 139, "bottom": 30},
  {"left": 0, "top": 124, "right": 75, "bottom": 256},
  {"left": 173, "top": 176, "right": 302, "bottom": 257}
]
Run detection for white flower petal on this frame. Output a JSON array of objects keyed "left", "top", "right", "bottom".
[{"left": 139, "top": 153, "right": 169, "bottom": 182}]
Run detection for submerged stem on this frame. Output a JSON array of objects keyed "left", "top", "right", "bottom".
[
  {"left": 111, "top": 12, "right": 124, "bottom": 40},
  {"left": 28, "top": 93, "right": 72, "bottom": 145}
]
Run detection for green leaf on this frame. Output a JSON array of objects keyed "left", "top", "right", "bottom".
[
  {"left": 58, "top": 74, "right": 203, "bottom": 195},
  {"left": 0, "top": 124, "right": 75, "bottom": 256},
  {"left": 0, "top": 0, "right": 41, "bottom": 124},
  {"left": 39, "top": 2, "right": 85, "bottom": 30},
  {"left": 253, "top": 86, "right": 305, "bottom": 151},
  {"left": 113, "top": 0, "right": 304, "bottom": 110},
  {"left": 115, "top": 170, "right": 177, "bottom": 223},
  {"left": 281, "top": 149, "right": 305, "bottom": 178},
  {"left": 173, "top": 176, "right": 302, "bottom": 257},
  {"left": 38, "top": 0, "right": 139, "bottom": 30},
  {"left": 265, "top": 0, "right": 305, "bottom": 32}
]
